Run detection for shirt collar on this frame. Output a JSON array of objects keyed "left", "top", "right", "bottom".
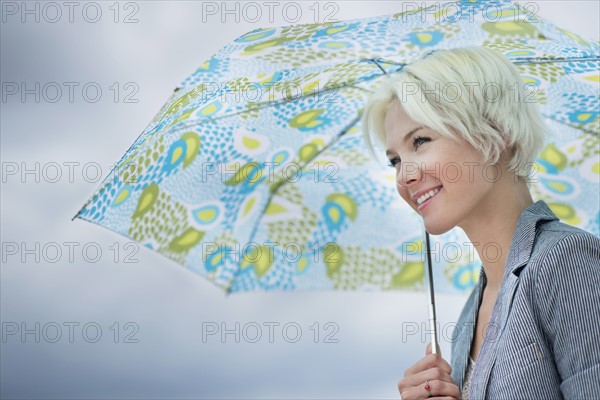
[{"left": 503, "top": 200, "right": 559, "bottom": 276}]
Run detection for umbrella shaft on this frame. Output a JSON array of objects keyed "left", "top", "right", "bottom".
[{"left": 428, "top": 303, "right": 438, "bottom": 355}]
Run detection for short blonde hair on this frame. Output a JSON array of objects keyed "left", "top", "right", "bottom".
[{"left": 361, "top": 46, "right": 548, "bottom": 178}]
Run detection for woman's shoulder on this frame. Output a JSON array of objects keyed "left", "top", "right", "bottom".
[
  {"left": 526, "top": 219, "right": 600, "bottom": 293},
  {"left": 538, "top": 216, "right": 599, "bottom": 238},
  {"left": 530, "top": 218, "right": 600, "bottom": 261}
]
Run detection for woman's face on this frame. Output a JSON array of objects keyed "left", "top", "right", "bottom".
[{"left": 384, "top": 101, "right": 500, "bottom": 235}]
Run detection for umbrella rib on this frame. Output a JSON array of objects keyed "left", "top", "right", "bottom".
[
  {"left": 512, "top": 56, "right": 600, "bottom": 64},
  {"left": 174, "top": 79, "right": 385, "bottom": 127},
  {"left": 366, "top": 55, "right": 600, "bottom": 68},
  {"left": 542, "top": 113, "right": 600, "bottom": 137},
  {"left": 71, "top": 127, "right": 151, "bottom": 221},
  {"left": 371, "top": 59, "right": 388, "bottom": 74},
  {"left": 143, "top": 83, "right": 380, "bottom": 155},
  {"left": 147, "top": 58, "right": 406, "bottom": 137},
  {"left": 225, "top": 114, "right": 363, "bottom": 293}
]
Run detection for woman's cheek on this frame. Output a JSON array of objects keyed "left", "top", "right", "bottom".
[{"left": 397, "top": 187, "right": 415, "bottom": 209}]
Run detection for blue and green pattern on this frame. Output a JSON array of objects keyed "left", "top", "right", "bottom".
[{"left": 76, "top": 0, "right": 599, "bottom": 294}]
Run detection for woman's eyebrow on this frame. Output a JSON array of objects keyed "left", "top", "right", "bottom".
[
  {"left": 402, "top": 126, "right": 425, "bottom": 144},
  {"left": 386, "top": 126, "right": 425, "bottom": 156}
]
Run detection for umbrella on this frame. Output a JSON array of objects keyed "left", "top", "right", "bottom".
[{"left": 74, "top": 0, "right": 599, "bottom": 351}]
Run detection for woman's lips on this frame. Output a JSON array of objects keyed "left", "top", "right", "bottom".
[{"left": 417, "top": 187, "right": 442, "bottom": 211}]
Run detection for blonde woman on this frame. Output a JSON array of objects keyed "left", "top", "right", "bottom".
[{"left": 362, "top": 46, "right": 600, "bottom": 399}]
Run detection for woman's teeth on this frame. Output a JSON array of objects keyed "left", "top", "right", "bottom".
[{"left": 417, "top": 187, "right": 441, "bottom": 205}]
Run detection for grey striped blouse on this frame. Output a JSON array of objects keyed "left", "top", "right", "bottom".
[{"left": 450, "top": 200, "right": 600, "bottom": 399}]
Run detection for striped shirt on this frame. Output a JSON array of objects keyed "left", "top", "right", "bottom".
[
  {"left": 450, "top": 200, "right": 600, "bottom": 399},
  {"left": 462, "top": 357, "right": 476, "bottom": 400}
]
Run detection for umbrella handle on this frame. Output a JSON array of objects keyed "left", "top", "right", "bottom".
[
  {"left": 425, "top": 231, "right": 439, "bottom": 356},
  {"left": 428, "top": 303, "right": 439, "bottom": 355}
]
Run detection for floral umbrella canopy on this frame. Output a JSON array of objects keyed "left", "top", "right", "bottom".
[{"left": 75, "top": 0, "right": 600, "bottom": 294}]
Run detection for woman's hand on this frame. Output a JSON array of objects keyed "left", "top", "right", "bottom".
[{"left": 397, "top": 343, "right": 461, "bottom": 400}]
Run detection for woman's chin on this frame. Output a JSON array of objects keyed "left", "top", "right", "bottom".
[{"left": 423, "top": 221, "right": 452, "bottom": 236}]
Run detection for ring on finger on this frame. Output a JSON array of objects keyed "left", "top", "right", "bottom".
[{"left": 424, "top": 380, "right": 432, "bottom": 397}]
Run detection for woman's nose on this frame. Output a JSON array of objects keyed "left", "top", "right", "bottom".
[{"left": 397, "top": 161, "right": 421, "bottom": 188}]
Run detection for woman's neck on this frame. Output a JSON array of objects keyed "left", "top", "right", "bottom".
[{"left": 459, "top": 174, "right": 534, "bottom": 291}]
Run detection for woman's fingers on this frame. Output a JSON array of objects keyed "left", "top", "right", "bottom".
[
  {"left": 399, "top": 378, "right": 461, "bottom": 400},
  {"left": 398, "top": 367, "right": 454, "bottom": 390},
  {"left": 423, "top": 379, "right": 461, "bottom": 399},
  {"left": 437, "top": 356, "right": 452, "bottom": 374},
  {"left": 404, "top": 354, "right": 452, "bottom": 377},
  {"left": 425, "top": 342, "right": 442, "bottom": 356},
  {"left": 398, "top": 366, "right": 460, "bottom": 399},
  {"left": 429, "top": 397, "right": 459, "bottom": 400},
  {"left": 405, "top": 366, "right": 455, "bottom": 387},
  {"left": 399, "top": 348, "right": 458, "bottom": 399}
]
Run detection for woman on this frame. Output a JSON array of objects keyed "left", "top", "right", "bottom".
[{"left": 361, "top": 46, "right": 600, "bottom": 399}]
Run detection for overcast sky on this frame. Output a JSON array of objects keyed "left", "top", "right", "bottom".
[{"left": 1, "top": 1, "right": 599, "bottom": 398}]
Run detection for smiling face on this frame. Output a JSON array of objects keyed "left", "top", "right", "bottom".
[{"left": 384, "top": 100, "right": 503, "bottom": 235}]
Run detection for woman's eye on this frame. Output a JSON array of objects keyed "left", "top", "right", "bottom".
[
  {"left": 387, "top": 156, "right": 401, "bottom": 168},
  {"left": 413, "top": 136, "right": 430, "bottom": 149}
]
